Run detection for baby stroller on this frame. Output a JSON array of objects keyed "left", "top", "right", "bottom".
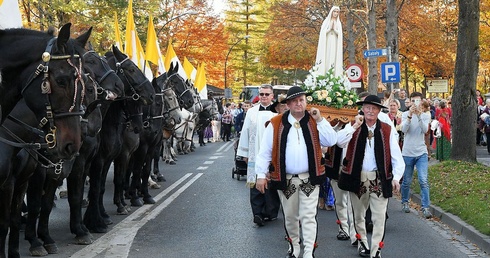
[{"left": 232, "top": 136, "right": 247, "bottom": 180}]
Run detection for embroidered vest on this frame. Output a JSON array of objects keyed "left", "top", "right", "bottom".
[
  {"left": 269, "top": 111, "right": 325, "bottom": 190},
  {"left": 338, "top": 120, "right": 394, "bottom": 198}
]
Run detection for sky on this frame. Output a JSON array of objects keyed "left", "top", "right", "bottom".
[{"left": 209, "top": 0, "right": 226, "bottom": 16}]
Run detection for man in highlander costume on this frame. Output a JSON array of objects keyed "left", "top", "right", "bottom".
[
  {"left": 255, "top": 86, "right": 337, "bottom": 258},
  {"left": 338, "top": 95, "right": 404, "bottom": 258},
  {"left": 237, "top": 84, "right": 281, "bottom": 226}
]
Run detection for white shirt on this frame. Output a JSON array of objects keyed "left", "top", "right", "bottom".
[
  {"left": 336, "top": 120, "right": 405, "bottom": 181},
  {"left": 255, "top": 114, "right": 337, "bottom": 179}
]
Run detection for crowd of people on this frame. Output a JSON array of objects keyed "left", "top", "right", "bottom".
[{"left": 219, "top": 85, "right": 464, "bottom": 258}]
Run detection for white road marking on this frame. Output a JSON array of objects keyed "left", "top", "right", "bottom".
[
  {"left": 197, "top": 166, "right": 208, "bottom": 170},
  {"left": 209, "top": 156, "right": 223, "bottom": 160},
  {"left": 73, "top": 173, "right": 202, "bottom": 257},
  {"left": 203, "top": 160, "right": 214, "bottom": 165}
]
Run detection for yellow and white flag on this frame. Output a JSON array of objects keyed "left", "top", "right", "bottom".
[
  {"left": 164, "top": 40, "right": 187, "bottom": 80},
  {"left": 114, "top": 12, "right": 123, "bottom": 50},
  {"left": 183, "top": 57, "right": 197, "bottom": 82},
  {"left": 124, "top": 0, "right": 152, "bottom": 80},
  {"left": 195, "top": 62, "right": 208, "bottom": 100},
  {"left": 145, "top": 15, "right": 165, "bottom": 76},
  {"left": 0, "top": 0, "right": 23, "bottom": 29}
]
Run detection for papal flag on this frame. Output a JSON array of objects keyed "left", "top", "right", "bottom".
[
  {"left": 145, "top": 15, "right": 166, "bottom": 76},
  {"left": 183, "top": 57, "right": 197, "bottom": 82},
  {"left": 124, "top": 0, "right": 152, "bottom": 80},
  {"left": 113, "top": 12, "right": 123, "bottom": 50},
  {"left": 195, "top": 62, "right": 208, "bottom": 100},
  {"left": 0, "top": 0, "right": 23, "bottom": 29},
  {"left": 164, "top": 40, "right": 188, "bottom": 80}
]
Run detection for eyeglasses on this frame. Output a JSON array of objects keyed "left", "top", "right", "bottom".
[{"left": 259, "top": 93, "right": 271, "bottom": 96}]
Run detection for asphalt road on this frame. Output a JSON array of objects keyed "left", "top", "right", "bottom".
[{"left": 15, "top": 138, "right": 489, "bottom": 257}]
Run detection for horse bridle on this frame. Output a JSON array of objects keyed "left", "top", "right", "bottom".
[
  {"left": 82, "top": 50, "right": 118, "bottom": 99},
  {"left": 144, "top": 87, "right": 181, "bottom": 129},
  {"left": 115, "top": 56, "right": 148, "bottom": 101},
  {"left": 21, "top": 37, "right": 85, "bottom": 149},
  {"left": 164, "top": 73, "right": 192, "bottom": 107}
]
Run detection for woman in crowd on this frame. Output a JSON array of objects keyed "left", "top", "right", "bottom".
[
  {"left": 388, "top": 99, "right": 403, "bottom": 148},
  {"left": 435, "top": 100, "right": 452, "bottom": 160}
]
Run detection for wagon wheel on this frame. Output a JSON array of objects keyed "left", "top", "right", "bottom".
[
  {"left": 237, "top": 174, "right": 241, "bottom": 180},
  {"left": 232, "top": 168, "right": 235, "bottom": 179}
]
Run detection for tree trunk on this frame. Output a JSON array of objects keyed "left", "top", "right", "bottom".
[
  {"left": 451, "top": 0, "right": 480, "bottom": 161},
  {"left": 385, "top": 0, "right": 399, "bottom": 90},
  {"left": 366, "top": 0, "right": 378, "bottom": 94},
  {"left": 346, "top": 11, "right": 356, "bottom": 65}
]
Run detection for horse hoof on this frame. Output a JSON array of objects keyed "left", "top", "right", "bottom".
[
  {"left": 124, "top": 205, "right": 132, "bottom": 212},
  {"left": 131, "top": 198, "right": 144, "bottom": 207},
  {"left": 169, "top": 161, "right": 176, "bottom": 165},
  {"left": 29, "top": 245, "right": 48, "bottom": 256},
  {"left": 117, "top": 207, "right": 128, "bottom": 215},
  {"left": 143, "top": 197, "right": 156, "bottom": 204},
  {"left": 103, "top": 217, "right": 113, "bottom": 225},
  {"left": 75, "top": 235, "right": 93, "bottom": 245},
  {"left": 149, "top": 183, "right": 161, "bottom": 189},
  {"left": 89, "top": 226, "right": 107, "bottom": 233},
  {"left": 43, "top": 243, "right": 58, "bottom": 254},
  {"left": 155, "top": 173, "right": 166, "bottom": 182}
]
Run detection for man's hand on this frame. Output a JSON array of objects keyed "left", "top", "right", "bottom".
[
  {"left": 243, "top": 157, "right": 248, "bottom": 163},
  {"left": 310, "top": 108, "right": 323, "bottom": 123},
  {"left": 352, "top": 114, "right": 364, "bottom": 130},
  {"left": 392, "top": 179, "right": 400, "bottom": 193},
  {"left": 255, "top": 178, "right": 268, "bottom": 194}
]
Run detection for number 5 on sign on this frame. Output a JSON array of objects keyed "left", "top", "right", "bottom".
[{"left": 346, "top": 64, "right": 363, "bottom": 82}]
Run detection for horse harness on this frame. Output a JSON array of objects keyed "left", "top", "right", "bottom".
[
  {"left": 21, "top": 37, "right": 85, "bottom": 149},
  {"left": 164, "top": 73, "right": 193, "bottom": 107},
  {"left": 114, "top": 56, "right": 147, "bottom": 101},
  {"left": 144, "top": 87, "right": 180, "bottom": 129},
  {"left": 0, "top": 37, "right": 86, "bottom": 174}
]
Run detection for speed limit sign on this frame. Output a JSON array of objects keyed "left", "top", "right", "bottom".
[{"left": 346, "top": 64, "right": 363, "bottom": 82}]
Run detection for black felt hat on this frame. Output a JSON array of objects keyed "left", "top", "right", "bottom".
[
  {"left": 356, "top": 95, "right": 387, "bottom": 109},
  {"left": 281, "top": 86, "right": 307, "bottom": 103}
]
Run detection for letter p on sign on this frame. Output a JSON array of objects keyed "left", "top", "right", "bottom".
[{"left": 381, "top": 62, "right": 401, "bottom": 83}]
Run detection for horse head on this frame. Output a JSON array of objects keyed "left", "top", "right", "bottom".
[
  {"left": 153, "top": 74, "right": 182, "bottom": 128},
  {"left": 82, "top": 43, "right": 124, "bottom": 100},
  {"left": 105, "top": 45, "right": 155, "bottom": 105},
  {"left": 18, "top": 23, "right": 91, "bottom": 159},
  {"left": 165, "top": 63, "right": 195, "bottom": 110}
]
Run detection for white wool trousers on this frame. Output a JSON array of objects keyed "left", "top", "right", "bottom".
[
  {"left": 330, "top": 179, "right": 356, "bottom": 243},
  {"left": 278, "top": 174, "right": 319, "bottom": 258},
  {"left": 349, "top": 171, "right": 388, "bottom": 258}
]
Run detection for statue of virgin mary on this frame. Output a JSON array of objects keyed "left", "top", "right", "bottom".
[{"left": 315, "top": 6, "right": 343, "bottom": 77}]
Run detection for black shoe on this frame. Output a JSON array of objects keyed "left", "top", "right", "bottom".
[
  {"left": 263, "top": 216, "right": 277, "bottom": 222},
  {"left": 358, "top": 242, "right": 370, "bottom": 257},
  {"left": 351, "top": 239, "right": 358, "bottom": 246},
  {"left": 336, "top": 230, "right": 350, "bottom": 240},
  {"left": 373, "top": 250, "right": 381, "bottom": 258},
  {"left": 253, "top": 215, "right": 264, "bottom": 226},
  {"left": 366, "top": 222, "right": 373, "bottom": 233}
]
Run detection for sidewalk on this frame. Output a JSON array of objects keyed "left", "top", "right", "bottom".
[{"left": 410, "top": 145, "right": 490, "bottom": 255}]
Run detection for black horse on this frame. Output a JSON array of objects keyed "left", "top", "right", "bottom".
[
  {"left": 0, "top": 23, "right": 91, "bottom": 258},
  {"left": 124, "top": 73, "right": 184, "bottom": 208},
  {"left": 82, "top": 45, "right": 155, "bottom": 233},
  {"left": 23, "top": 47, "right": 125, "bottom": 255}
]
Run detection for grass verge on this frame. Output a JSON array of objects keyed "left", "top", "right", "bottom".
[{"left": 412, "top": 160, "right": 490, "bottom": 235}]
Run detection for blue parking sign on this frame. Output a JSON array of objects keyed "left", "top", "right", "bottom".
[{"left": 381, "top": 62, "right": 401, "bottom": 83}]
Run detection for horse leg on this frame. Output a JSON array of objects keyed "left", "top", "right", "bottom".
[
  {"left": 9, "top": 181, "right": 28, "bottom": 258},
  {"left": 113, "top": 156, "right": 130, "bottom": 214},
  {"left": 37, "top": 177, "right": 60, "bottom": 254},
  {"left": 98, "top": 163, "right": 113, "bottom": 225},
  {"left": 141, "top": 153, "right": 155, "bottom": 204},
  {"left": 83, "top": 157, "right": 108, "bottom": 233},
  {"left": 67, "top": 161, "right": 92, "bottom": 245},
  {"left": 25, "top": 166, "right": 47, "bottom": 256},
  {"left": 152, "top": 139, "right": 165, "bottom": 182}
]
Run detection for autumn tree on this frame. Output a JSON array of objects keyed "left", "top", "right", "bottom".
[{"left": 451, "top": 0, "right": 480, "bottom": 162}]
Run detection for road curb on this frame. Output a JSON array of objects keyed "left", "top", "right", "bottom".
[{"left": 411, "top": 193, "right": 490, "bottom": 255}]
